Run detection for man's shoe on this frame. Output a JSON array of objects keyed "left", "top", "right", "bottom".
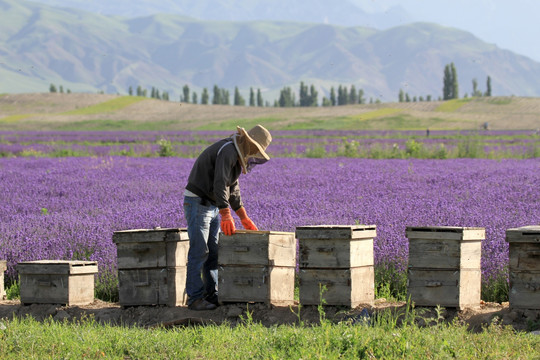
[
  {"left": 205, "top": 294, "right": 219, "bottom": 307},
  {"left": 188, "top": 298, "right": 217, "bottom": 311}
]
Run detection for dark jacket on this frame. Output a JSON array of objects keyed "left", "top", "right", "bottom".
[{"left": 185, "top": 138, "right": 243, "bottom": 210}]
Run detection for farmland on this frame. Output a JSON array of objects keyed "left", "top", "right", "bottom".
[{"left": 1, "top": 93, "right": 539, "bottom": 358}]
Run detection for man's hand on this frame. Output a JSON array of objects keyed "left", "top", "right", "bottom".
[
  {"left": 235, "top": 207, "right": 258, "bottom": 231},
  {"left": 219, "top": 208, "right": 236, "bottom": 235}
]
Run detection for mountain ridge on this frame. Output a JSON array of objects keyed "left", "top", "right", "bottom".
[{"left": 1, "top": 0, "right": 540, "bottom": 101}]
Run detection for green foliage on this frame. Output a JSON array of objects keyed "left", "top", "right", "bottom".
[
  {"left": 61, "top": 96, "right": 145, "bottom": 115},
  {"left": 456, "top": 135, "right": 482, "bottom": 158},
  {"left": 157, "top": 138, "right": 175, "bottom": 157},
  {"left": 375, "top": 262, "right": 408, "bottom": 301},
  {"left": 305, "top": 145, "right": 327, "bottom": 158},
  {"left": 6, "top": 281, "right": 20, "bottom": 300}
]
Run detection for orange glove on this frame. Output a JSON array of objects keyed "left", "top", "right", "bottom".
[
  {"left": 235, "top": 207, "right": 258, "bottom": 231},
  {"left": 219, "top": 208, "right": 236, "bottom": 235}
]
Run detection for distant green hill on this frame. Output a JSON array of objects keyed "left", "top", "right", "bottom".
[{"left": 1, "top": 0, "right": 540, "bottom": 101}]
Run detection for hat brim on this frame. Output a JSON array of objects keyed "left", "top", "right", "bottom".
[{"left": 237, "top": 126, "right": 270, "bottom": 161}]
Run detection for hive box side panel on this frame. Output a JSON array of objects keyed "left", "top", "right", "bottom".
[
  {"left": 509, "top": 243, "right": 540, "bottom": 272},
  {"left": 116, "top": 242, "right": 167, "bottom": 269},
  {"left": 351, "top": 266, "right": 375, "bottom": 307},
  {"left": 299, "top": 239, "right": 373, "bottom": 269},
  {"left": 0, "top": 260, "right": 6, "bottom": 300},
  {"left": 407, "top": 269, "right": 481, "bottom": 309},
  {"left": 268, "top": 234, "right": 296, "bottom": 267},
  {"left": 218, "top": 236, "right": 269, "bottom": 266},
  {"left": 408, "top": 239, "right": 461, "bottom": 269},
  {"left": 509, "top": 272, "right": 540, "bottom": 309},
  {"left": 68, "top": 274, "right": 96, "bottom": 306},
  {"left": 166, "top": 241, "right": 189, "bottom": 268},
  {"left": 167, "top": 267, "right": 187, "bottom": 307},
  {"left": 299, "top": 268, "right": 373, "bottom": 307},
  {"left": 118, "top": 268, "right": 168, "bottom": 306},
  {"left": 460, "top": 241, "right": 482, "bottom": 269},
  {"left": 268, "top": 267, "right": 295, "bottom": 306},
  {"left": 218, "top": 266, "right": 268, "bottom": 303},
  {"left": 20, "top": 274, "right": 69, "bottom": 304}
]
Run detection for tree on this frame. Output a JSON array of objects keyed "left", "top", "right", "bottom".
[
  {"left": 330, "top": 87, "right": 336, "bottom": 106},
  {"left": 299, "top": 82, "right": 308, "bottom": 106},
  {"left": 212, "top": 85, "right": 221, "bottom": 104},
  {"left": 322, "top": 97, "right": 331, "bottom": 106},
  {"left": 278, "top": 86, "right": 295, "bottom": 107},
  {"left": 136, "top": 85, "right": 143, "bottom": 96},
  {"left": 257, "top": 88, "right": 263, "bottom": 107},
  {"left": 472, "top": 78, "right": 482, "bottom": 97},
  {"left": 59, "top": 85, "right": 64, "bottom": 93},
  {"left": 192, "top": 92, "right": 198, "bottom": 104},
  {"left": 358, "top": 89, "right": 365, "bottom": 104},
  {"left": 201, "top": 88, "right": 209, "bottom": 105},
  {"left": 249, "top": 87, "right": 255, "bottom": 106},
  {"left": 49, "top": 84, "right": 57, "bottom": 93},
  {"left": 443, "top": 62, "right": 459, "bottom": 100},
  {"left": 309, "top": 85, "right": 318, "bottom": 106},
  {"left": 183, "top": 85, "right": 190, "bottom": 103},
  {"left": 128, "top": 86, "right": 133, "bottom": 96},
  {"left": 221, "top": 88, "right": 230, "bottom": 105},
  {"left": 162, "top": 92, "right": 169, "bottom": 101},
  {"left": 349, "top": 85, "right": 358, "bottom": 105},
  {"left": 485, "top": 76, "right": 492, "bottom": 97},
  {"left": 234, "top": 87, "right": 245, "bottom": 106},
  {"left": 398, "top": 89, "right": 405, "bottom": 102}
]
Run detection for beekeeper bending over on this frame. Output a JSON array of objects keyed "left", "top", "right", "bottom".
[{"left": 183, "top": 125, "right": 272, "bottom": 310}]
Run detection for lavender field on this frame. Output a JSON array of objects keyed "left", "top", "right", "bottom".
[
  {"left": 1, "top": 130, "right": 539, "bottom": 159},
  {"left": 1, "top": 155, "right": 538, "bottom": 300}
]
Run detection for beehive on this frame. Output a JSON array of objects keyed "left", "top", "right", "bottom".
[
  {"left": 112, "top": 227, "right": 189, "bottom": 306},
  {"left": 1, "top": 260, "right": 7, "bottom": 300},
  {"left": 17, "top": 260, "right": 98, "bottom": 306},
  {"left": 506, "top": 225, "right": 540, "bottom": 309},
  {"left": 218, "top": 230, "right": 296, "bottom": 305},
  {"left": 406, "top": 226, "right": 484, "bottom": 309},
  {"left": 296, "top": 225, "right": 376, "bottom": 308}
]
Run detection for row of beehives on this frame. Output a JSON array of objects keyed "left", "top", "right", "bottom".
[{"left": 3, "top": 225, "right": 538, "bottom": 310}]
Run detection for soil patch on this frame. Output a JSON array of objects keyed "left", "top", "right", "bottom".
[{"left": 1, "top": 299, "right": 538, "bottom": 332}]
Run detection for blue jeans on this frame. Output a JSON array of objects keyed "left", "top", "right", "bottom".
[{"left": 183, "top": 196, "right": 220, "bottom": 305}]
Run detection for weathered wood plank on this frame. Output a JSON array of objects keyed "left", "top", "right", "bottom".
[
  {"left": 117, "top": 267, "right": 187, "bottom": 306},
  {"left": 506, "top": 226, "right": 540, "bottom": 243},
  {"left": 218, "top": 265, "right": 295, "bottom": 305},
  {"left": 407, "top": 269, "right": 481, "bottom": 309},
  {"left": 17, "top": 261, "right": 98, "bottom": 275},
  {"left": 509, "top": 243, "right": 540, "bottom": 272},
  {"left": 406, "top": 227, "right": 485, "bottom": 241},
  {"left": 509, "top": 271, "right": 540, "bottom": 309},
  {"left": 298, "top": 267, "right": 374, "bottom": 307},
  {"left": 113, "top": 228, "right": 188, "bottom": 244},
  {"left": 408, "top": 239, "right": 481, "bottom": 270},
  {"left": 218, "top": 231, "right": 296, "bottom": 267},
  {"left": 299, "top": 238, "right": 374, "bottom": 268},
  {"left": 0, "top": 260, "right": 6, "bottom": 300},
  {"left": 19, "top": 273, "right": 96, "bottom": 306},
  {"left": 296, "top": 225, "right": 376, "bottom": 240}
]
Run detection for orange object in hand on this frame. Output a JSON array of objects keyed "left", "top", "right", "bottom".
[
  {"left": 235, "top": 207, "right": 258, "bottom": 231},
  {"left": 219, "top": 208, "right": 236, "bottom": 235}
]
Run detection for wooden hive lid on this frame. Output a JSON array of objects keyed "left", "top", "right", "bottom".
[
  {"left": 295, "top": 224, "right": 377, "bottom": 240},
  {"left": 17, "top": 260, "right": 98, "bottom": 275},
  {"left": 506, "top": 225, "right": 540, "bottom": 243},
  {"left": 112, "top": 227, "right": 188, "bottom": 243},
  {"left": 406, "top": 226, "right": 485, "bottom": 241}
]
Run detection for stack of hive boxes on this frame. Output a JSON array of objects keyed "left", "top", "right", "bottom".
[
  {"left": 218, "top": 230, "right": 296, "bottom": 306},
  {"left": 296, "top": 225, "right": 376, "bottom": 308},
  {"left": 112, "top": 228, "right": 189, "bottom": 306},
  {"left": 1, "top": 260, "right": 7, "bottom": 300},
  {"left": 17, "top": 260, "right": 98, "bottom": 306},
  {"left": 406, "top": 226, "right": 484, "bottom": 309},
  {"left": 506, "top": 225, "right": 540, "bottom": 309}
]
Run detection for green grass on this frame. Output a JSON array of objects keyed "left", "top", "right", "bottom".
[
  {"left": 435, "top": 98, "right": 474, "bottom": 112},
  {"left": 1, "top": 309, "right": 538, "bottom": 359},
  {"left": 55, "top": 119, "right": 179, "bottom": 131},
  {"left": 0, "top": 114, "right": 39, "bottom": 123},
  {"left": 60, "top": 96, "right": 146, "bottom": 115},
  {"left": 195, "top": 116, "right": 285, "bottom": 131}
]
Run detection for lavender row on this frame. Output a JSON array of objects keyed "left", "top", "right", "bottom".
[{"left": 1, "top": 157, "right": 538, "bottom": 287}]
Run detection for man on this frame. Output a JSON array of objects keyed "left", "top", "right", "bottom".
[{"left": 183, "top": 124, "right": 272, "bottom": 310}]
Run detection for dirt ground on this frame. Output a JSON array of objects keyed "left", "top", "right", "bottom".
[{"left": 1, "top": 298, "right": 539, "bottom": 333}]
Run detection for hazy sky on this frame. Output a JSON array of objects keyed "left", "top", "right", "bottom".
[{"left": 356, "top": 0, "right": 540, "bottom": 61}]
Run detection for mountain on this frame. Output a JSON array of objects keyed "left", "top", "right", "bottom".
[
  {"left": 25, "top": 0, "right": 413, "bottom": 28},
  {"left": 2, "top": 0, "right": 540, "bottom": 101}
]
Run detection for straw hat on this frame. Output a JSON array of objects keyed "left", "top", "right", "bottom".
[{"left": 233, "top": 124, "right": 272, "bottom": 173}]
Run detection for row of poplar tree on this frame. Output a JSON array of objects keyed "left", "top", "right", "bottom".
[{"left": 50, "top": 62, "right": 491, "bottom": 106}]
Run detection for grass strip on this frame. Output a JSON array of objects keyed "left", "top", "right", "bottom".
[
  {"left": 435, "top": 98, "right": 473, "bottom": 112},
  {"left": 61, "top": 96, "right": 146, "bottom": 115}
]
